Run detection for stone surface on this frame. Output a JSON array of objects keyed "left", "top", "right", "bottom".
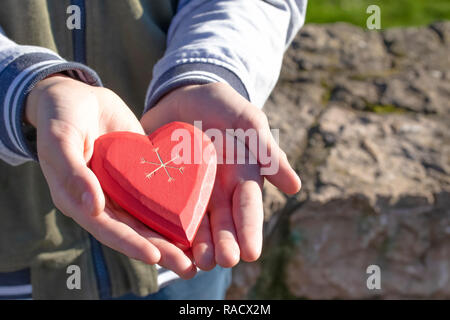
[
  {"left": 287, "top": 107, "right": 450, "bottom": 299},
  {"left": 226, "top": 262, "right": 262, "bottom": 300},
  {"left": 226, "top": 22, "right": 450, "bottom": 299}
]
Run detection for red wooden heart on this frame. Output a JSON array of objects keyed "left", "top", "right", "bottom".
[{"left": 90, "top": 122, "right": 217, "bottom": 248}]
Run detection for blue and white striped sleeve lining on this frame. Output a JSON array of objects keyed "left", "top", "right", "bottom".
[
  {"left": 0, "top": 33, "right": 102, "bottom": 166},
  {"left": 144, "top": 0, "right": 307, "bottom": 112}
]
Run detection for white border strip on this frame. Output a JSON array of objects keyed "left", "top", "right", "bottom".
[{"left": 0, "top": 284, "right": 32, "bottom": 296}]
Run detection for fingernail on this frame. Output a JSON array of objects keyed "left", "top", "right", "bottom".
[
  {"left": 289, "top": 166, "right": 299, "bottom": 180},
  {"left": 82, "top": 192, "right": 94, "bottom": 213},
  {"left": 295, "top": 173, "right": 302, "bottom": 190}
]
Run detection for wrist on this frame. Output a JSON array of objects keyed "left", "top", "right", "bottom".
[{"left": 24, "top": 73, "right": 72, "bottom": 127}]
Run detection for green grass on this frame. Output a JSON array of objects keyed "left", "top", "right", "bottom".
[{"left": 306, "top": 0, "right": 450, "bottom": 28}]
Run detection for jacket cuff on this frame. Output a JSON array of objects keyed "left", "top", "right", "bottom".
[
  {"left": 144, "top": 62, "right": 249, "bottom": 113},
  {"left": 0, "top": 52, "right": 102, "bottom": 164}
]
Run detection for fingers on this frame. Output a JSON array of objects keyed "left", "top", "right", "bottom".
[
  {"left": 232, "top": 180, "right": 264, "bottom": 262},
  {"left": 39, "top": 128, "right": 161, "bottom": 265},
  {"left": 192, "top": 214, "right": 215, "bottom": 271},
  {"left": 209, "top": 188, "right": 240, "bottom": 268},
  {"left": 43, "top": 133, "right": 196, "bottom": 278},
  {"left": 40, "top": 155, "right": 162, "bottom": 265},
  {"left": 38, "top": 124, "right": 167, "bottom": 271},
  {"left": 267, "top": 132, "right": 301, "bottom": 194},
  {"left": 38, "top": 123, "right": 105, "bottom": 217},
  {"left": 176, "top": 82, "right": 300, "bottom": 194},
  {"left": 32, "top": 79, "right": 177, "bottom": 274},
  {"left": 145, "top": 235, "right": 197, "bottom": 279},
  {"left": 80, "top": 207, "right": 161, "bottom": 265},
  {"left": 105, "top": 199, "right": 197, "bottom": 279},
  {"left": 234, "top": 106, "right": 301, "bottom": 195},
  {"left": 143, "top": 82, "right": 301, "bottom": 194}
]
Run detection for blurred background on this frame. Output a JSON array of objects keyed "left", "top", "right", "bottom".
[{"left": 226, "top": 0, "right": 450, "bottom": 299}]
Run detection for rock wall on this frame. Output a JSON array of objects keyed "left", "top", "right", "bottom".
[{"left": 226, "top": 22, "right": 450, "bottom": 299}]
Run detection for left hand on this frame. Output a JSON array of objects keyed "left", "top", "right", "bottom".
[
  {"left": 26, "top": 75, "right": 197, "bottom": 279},
  {"left": 141, "top": 83, "right": 301, "bottom": 270}
]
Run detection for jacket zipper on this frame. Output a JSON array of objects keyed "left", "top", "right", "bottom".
[
  {"left": 70, "top": 0, "right": 112, "bottom": 299},
  {"left": 88, "top": 235, "right": 112, "bottom": 299}
]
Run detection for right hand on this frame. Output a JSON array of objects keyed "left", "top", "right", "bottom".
[
  {"left": 25, "top": 75, "right": 197, "bottom": 279},
  {"left": 141, "top": 83, "right": 301, "bottom": 271}
]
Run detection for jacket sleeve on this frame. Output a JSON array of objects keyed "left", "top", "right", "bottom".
[
  {"left": 0, "top": 27, "right": 102, "bottom": 166},
  {"left": 145, "top": 0, "right": 307, "bottom": 111}
]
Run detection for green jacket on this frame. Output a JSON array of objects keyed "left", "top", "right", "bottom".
[{"left": 0, "top": 0, "right": 177, "bottom": 299}]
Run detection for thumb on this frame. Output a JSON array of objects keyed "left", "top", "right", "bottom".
[{"left": 39, "top": 128, "right": 105, "bottom": 218}]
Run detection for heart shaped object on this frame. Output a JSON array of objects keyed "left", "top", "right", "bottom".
[{"left": 90, "top": 122, "right": 217, "bottom": 248}]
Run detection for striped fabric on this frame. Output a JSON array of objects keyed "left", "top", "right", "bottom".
[
  {"left": 0, "top": 266, "right": 181, "bottom": 299},
  {"left": 144, "top": 0, "right": 308, "bottom": 112},
  {"left": 0, "top": 269, "right": 32, "bottom": 300},
  {"left": 0, "top": 30, "right": 102, "bottom": 166},
  {"left": 155, "top": 265, "right": 182, "bottom": 288}
]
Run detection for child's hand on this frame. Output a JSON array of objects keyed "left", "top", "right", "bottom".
[
  {"left": 141, "top": 83, "right": 301, "bottom": 270},
  {"left": 25, "top": 75, "right": 197, "bottom": 279}
]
